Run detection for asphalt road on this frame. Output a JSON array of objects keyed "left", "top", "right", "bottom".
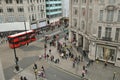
[
  {"left": 43, "top": 65, "right": 81, "bottom": 80},
  {"left": 1, "top": 27, "right": 68, "bottom": 80}
]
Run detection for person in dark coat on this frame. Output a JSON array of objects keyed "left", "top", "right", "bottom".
[
  {"left": 20, "top": 76, "right": 24, "bottom": 80},
  {"left": 23, "top": 76, "right": 27, "bottom": 80}
]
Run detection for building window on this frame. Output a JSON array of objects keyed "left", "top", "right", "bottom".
[
  {"left": 98, "top": 26, "right": 102, "bottom": 38},
  {"left": 74, "top": 0, "right": 78, "bottom": 3},
  {"left": 73, "top": 19, "right": 77, "bottom": 27},
  {"left": 30, "top": 0, "right": 32, "bottom": 3},
  {"left": 37, "top": 0, "right": 39, "bottom": 3},
  {"left": 105, "top": 27, "right": 111, "bottom": 38},
  {"left": 96, "top": 45, "right": 116, "bottom": 62},
  {"left": 37, "top": 6, "right": 39, "bottom": 11},
  {"left": 82, "top": 8, "right": 85, "bottom": 16},
  {"left": 0, "top": 15, "right": 3, "bottom": 23},
  {"left": 117, "top": 10, "right": 120, "bottom": 22},
  {"left": 18, "top": 7, "right": 24, "bottom": 12},
  {"left": 100, "top": 0, "right": 104, "bottom": 4},
  {"left": 115, "top": 28, "right": 120, "bottom": 42},
  {"left": 89, "top": 9, "right": 92, "bottom": 19},
  {"left": 109, "top": 0, "right": 115, "bottom": 4},
  {"left": 0, "top": 0, "right": 2, "bottom": 4},
  {"left": 6, "top": 0, "right": 12, "bottom": 4},
  {"left": 27, "top": 0, "right": 29, "bottom": 3},
  {"left": 99, "top": 10, "right": 103, "bottom": 21},
  {"left": 16, "top": 0, "right": 23, "bottom": 4},
  {"left": 81, "top": 21, "right": 85, "bottom": 30},
  {"left": 28, "top": 7, "right": 30, "bottom": 12},
  {"left": 18, "top": 15, "right": 25, "bottom": 21},
  {"left": 82, "top": 0, "right": 86, "bottom": 3},
  {"left": 0, "top": 8, "right": 3, "bottom": 13},
  {"left": 74, "top": 8, "right": 78, "bottom": 16},
  {"left": 7, "top": 8, "right": 14, "bottom": 12},
  {"left": 31, "top": 6, "right": 33, "bottom": 11},
  {"left": 90, "top": 0, "right": 92, "bottom": 3},
  {"left": 7, "top": 15, "right": 15, "bottom": 22},
  {"left": 107, "top": 10, "right": 114, "bottom": 22}
]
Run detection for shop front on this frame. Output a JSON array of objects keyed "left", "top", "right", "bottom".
[
  {"left": 31, "top": 23, "right": 37, "bottom": 30},
  {"left": 96, "top": 45, "right": 117, "bottom": 63},
  {"left": 38, "top": 20, "right": 47, "bottom": 28}
]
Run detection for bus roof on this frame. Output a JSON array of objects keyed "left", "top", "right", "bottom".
[{"left": 8, "top": 30, "right": 34, "bottom": 38}]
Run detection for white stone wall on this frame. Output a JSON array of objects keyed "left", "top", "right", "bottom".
[
  {"left": 0, "top": 0, "right": 46, "bottom": 23},
  {"left": 69, "top": 0, "right": 120, "bottom": 67}
]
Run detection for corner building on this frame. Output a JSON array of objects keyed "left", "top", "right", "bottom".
[
  {"left": 46, "top": 0, "right": 62, "bottom": 23},
  {"left": 0, "top": 0, "right": 46, "bottom": 30},
  {"left": 69, "top": 0, "right": 120, "bottom": 67}
]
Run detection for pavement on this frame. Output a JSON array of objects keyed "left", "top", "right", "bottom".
[
  {"left": 10, "top": 37, "right": 120, "bottom": 80},
  {"left": 1, "top": 28, "right": 120, "bottom": 80},
  {"left": 47, "top": 38, "right": 120, "bottom": 80},
  {"left": 0, "top": 58, "right": 5, "bottom": 80}
]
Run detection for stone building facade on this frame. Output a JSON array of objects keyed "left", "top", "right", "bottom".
[
  {"left": 0, "top": 0, "right": 46, "bottom": 30},
  {"left": 69, "top": 0, "right": 120, "bottom": 67}
]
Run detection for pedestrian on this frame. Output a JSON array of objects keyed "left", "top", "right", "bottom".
[
  {"left": 57, "top": 58, "right": 60, "bottom": 63},
  {"left": 69, "top": 51, "right": 71, "bottom": 57},
  {"left": 41, "top": 65, "right": 45, "bottom": 72},
  {"left": 46, "top": 54, "right": 49, "bottom": 61},
  {"left": 73, "top": 61, "right": 75, "bottom": 68},
  {"left": 83, "top": 65, "right": 85, "bottom": 70},
  {"left": 86, "top": 60, "right": 90, "bottom": 67},
  {"left": 49, "top": 49, "right": 51, "bottom": 54},
  {"left": 33, "top": 63, "right": 37, "bottom": 70},
  {"left": 20, "top": 76, "right": 24, "bottom": 80},
  {"left": 39, "top": 55, "right": 42, "bottom": 60},
  {"left": 81, "top": 56, "right": 83, "bottom": 62},
  {"left": 23, "top": 76, "right": 27, "bottom": 80},
  {"left": 44, "top": 44, "right": 47, "bottom": 49},
  {"left": 104, "top": 61, "right": 107, "bottom": 67},
  {"left": 81, "top": 70, "right": 85, "bottom": 78},
  {"left": 50, "top": 41, "right": 52, "bottom": 46}
]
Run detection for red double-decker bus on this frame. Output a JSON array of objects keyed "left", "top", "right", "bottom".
[{"left": 8, "top": 30, "right": 36, "bottom": 48}]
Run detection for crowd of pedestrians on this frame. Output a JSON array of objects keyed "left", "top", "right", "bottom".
[{"left": 0, "top": 31, "right": 21, "bottom": 44}]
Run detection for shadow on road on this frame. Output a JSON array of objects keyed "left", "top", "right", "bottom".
[{"left": 4, "top": 56, "right": 38, "bottom": 80}]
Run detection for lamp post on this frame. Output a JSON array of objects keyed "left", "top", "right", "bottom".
[{"left": 13, "top": 43, "right": 19, "bottom": 71}]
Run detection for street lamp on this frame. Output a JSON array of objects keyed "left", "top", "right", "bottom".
[{"left": 13, "top": 43, "right": 19, "bottom": 71}]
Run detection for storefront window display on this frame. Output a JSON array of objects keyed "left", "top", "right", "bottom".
[{"left": 96, "top": 45, "right": 116, "bottom": 62}]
